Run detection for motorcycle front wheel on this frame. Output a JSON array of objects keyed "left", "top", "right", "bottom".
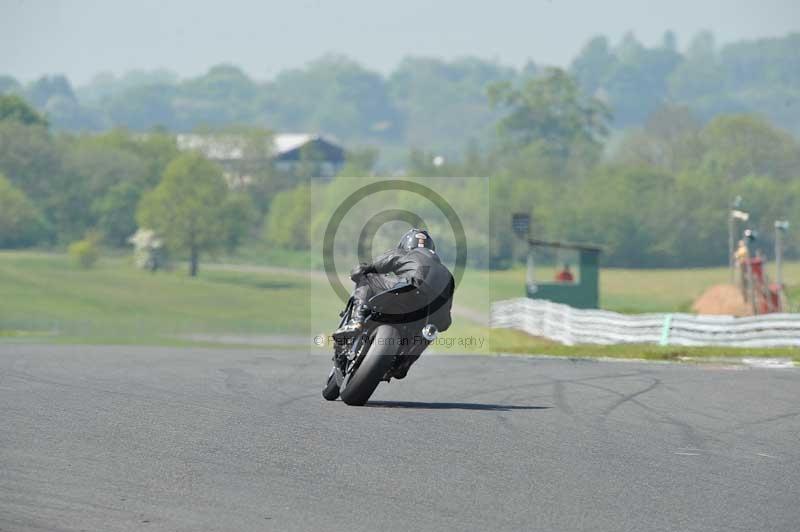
[
  {"left": 322, "top": 370, "right": 340, "bottom": 401},
  {"left": 340, "top": 324, "right": 399, "bottom": 406}
]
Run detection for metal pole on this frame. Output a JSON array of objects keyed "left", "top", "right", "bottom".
[
  {"left": 729, "top": 196, "right": 743, "bottom": 284},
  {"left": 775, "top": 224, "right": 783, "bottom": 288},
  {"left": 773, "top": 221, "right": 790, "bottom": 311},
  {"left": 748, "top": 260, "right": 757, "bottom": 314},
  {"left": 729, "top": 212, "right": 735, "bottom": 283},
  {"left": 526, "top": 248, "right": 535, "bottom": 292}
]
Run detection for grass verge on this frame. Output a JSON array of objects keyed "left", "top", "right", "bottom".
[{"left": 488, "top": 328, "right": 800, "bottom": 362}]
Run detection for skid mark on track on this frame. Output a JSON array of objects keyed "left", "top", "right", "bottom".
[
  {"left": 220, "top": 368, "right": 256, "bottom": 396},
  {"left": 601, "top": 378, "right": 660, "bottom": 416},
  {"left": 257, "top": 357, "right": 322, "bottom": 406},
  {"left": 238, "top": 355, "right": 278, "bottom": 365},
  {"left": 275, "top": 392, "right": 322, "bottom": 408},
  {"left": 569, "top": 379, "right": 717, "bottom": 449},
  {"left": 725, "top": 411, "right": 800, "bottom": 433},
  {"left": 450, "top": 370, "right": 648, "bottom": 404}
]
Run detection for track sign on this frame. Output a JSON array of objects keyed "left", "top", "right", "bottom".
[
  {"left": 731, "top": 209, "right": 749, "bottom": 221},
  {"left": 512, "top": 213, "right": 530, "bottom": 238}
]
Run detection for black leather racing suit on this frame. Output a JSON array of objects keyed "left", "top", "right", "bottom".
[{"left": 353, "top": 247, "right": 454, "bottom": 332}]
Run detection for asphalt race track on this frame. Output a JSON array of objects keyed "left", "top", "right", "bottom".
[{"left": 2, "top": 345, "right": 799, "bottom": 532}]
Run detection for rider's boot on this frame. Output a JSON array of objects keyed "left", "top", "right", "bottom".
[{"left": 333, "top": 300, "right": 368, "bottom": 340}]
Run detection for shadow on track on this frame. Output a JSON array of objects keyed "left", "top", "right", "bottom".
[{"left": 366, "top": 401, "right": 551, "bottom": 411}]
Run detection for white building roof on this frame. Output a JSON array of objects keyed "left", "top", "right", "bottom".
[{"left": 176, "top": 133, "right": 337, "bottom": 160}]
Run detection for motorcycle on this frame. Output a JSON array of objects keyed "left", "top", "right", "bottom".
[{"left": 322, "top": 280, "right": 438, "bottom": 406}]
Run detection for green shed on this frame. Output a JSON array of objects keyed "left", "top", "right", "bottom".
[{"left": 525, "top": 239, "right": 602, "bottom": 309}]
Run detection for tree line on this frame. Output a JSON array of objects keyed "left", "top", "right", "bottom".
[
  {"left": 249, "top": 68, "right": 800, "bottom": 269},
  {"left": 1, "top": 60, "right": 799, "bottom": 271},
  {"left": 0, "top": 95, "right": 268, "bottom": 274},
  {"left": 1, "top": 31, "right": 799, "bottom": 164}
]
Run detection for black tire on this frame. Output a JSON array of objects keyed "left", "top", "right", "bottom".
[
  {"left": 340, "top": 325, "right": 399, "bottom": 406},
  {"left": 322, "top": 371, "right": 340, "bottom": 401}
]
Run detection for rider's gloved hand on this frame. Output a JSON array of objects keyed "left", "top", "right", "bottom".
[{"left": 350, "top": 263, "right": 371, "bottom": 281}]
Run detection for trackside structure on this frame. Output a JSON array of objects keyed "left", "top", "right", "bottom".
[{"left": 526, "top": 239, "right": 601, "bottom": 309}]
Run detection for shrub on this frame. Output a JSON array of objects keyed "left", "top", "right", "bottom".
[{"left": 68, "top": 233, "right": 100, "bottom": 269}]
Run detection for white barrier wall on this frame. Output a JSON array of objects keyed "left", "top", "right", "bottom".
[{"left": 490, "top": 298, "right": 800, "bottom": 348}]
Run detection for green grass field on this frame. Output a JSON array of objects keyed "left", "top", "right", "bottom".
[
  {"left": 1, "top": 251, "right": 798, "bottom": 360},
  {"left": 0, "top": 251, "right": 327, "bottom": 341}
]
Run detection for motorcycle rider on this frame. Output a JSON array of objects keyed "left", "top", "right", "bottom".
[{"left": 333, "top": 228, "right": 454, "bottom": 345}]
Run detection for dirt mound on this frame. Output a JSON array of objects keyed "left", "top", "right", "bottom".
[{"left": 692, "top": 284, "right": 752, "bottom": 316}]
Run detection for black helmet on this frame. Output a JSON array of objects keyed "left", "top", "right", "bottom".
[{"left": 398, "top": 228, "right": 435, "bottom": 252}]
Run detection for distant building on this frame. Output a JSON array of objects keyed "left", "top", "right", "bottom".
[{"left": 176, "top": 133, "right": 346, "bottom": 185}]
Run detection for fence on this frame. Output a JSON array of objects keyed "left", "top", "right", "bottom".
[{"left": 490, "top": 298, "right": 800, "bottom": 348}]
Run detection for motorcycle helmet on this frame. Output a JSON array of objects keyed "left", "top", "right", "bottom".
[{"left": 398, "top": 228, "right": 435, "bottom": 252}]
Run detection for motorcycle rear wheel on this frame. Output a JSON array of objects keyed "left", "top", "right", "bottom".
[{"left": 340, "top": 324, "right": 399, "bottom": 406}]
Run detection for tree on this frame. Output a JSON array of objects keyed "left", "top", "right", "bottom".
[
  {"left": 26, "top": 75, "right": 76, "bottom": 108},
  {"left": 220, "top": 193, "right": 256, "bottom": 253},
  {"left": 719, "top": 33, "right": 800, "bottom": 90},
  {"left": 24, "top": 74, "right": 98, "bottom": 130},
  {"left": 488, "top": 68, "right": 610, "bottom": 169},
  {"left": 700, "top": 114, "right": 800, "bottom": 181},
  {"left": 61, "top": 135, "right": 149, "bottom": 244},
  {"left": 105, "top": 84, "right": 178, "bottom": 131},
  {"left": 389, "top": 56, "right": 513, "bottom": 152},
  {"left": 337, "top": 147, "right": 378, "bottom": 177},
  {"left": 0, "top": 173, "right": 48, "bottom": 247},
  {"left": 570, "top": 36, "right": 617, "bottom": 96},
  {"left": 668, "top": 31, "right": 728, "bottom": 116},
  {"left": 263, "top": 184, "right": 311, "bottom": 251},
  {"left": 94, "top": 180, "right": 144, "bottom": 246},
  {"left": 662, "top": 31, "right": 678, "bottom": 53},
  {"left": 58, "top": 129, "right": 179, "bottom": 245},
  {"left": 0, "top": 75, "right": 21, "bottom": 95},
  {"left": 602, "top": 34, "right": 682, "bottom": 126},
  {"left": 568, "top": 165, "right": 683, "bottom": 266},
  {"left": 0, "top": 94, "right": 48, "bottom": 126},
  {"left": 44, "top": 95, "right": 106, "bottom": 131},
  {"left": 77, "top": 69, "right": 179, "bottom": 103},
  {"left": 176, "top": 64, "right": 259, "bottom": 128},
  {"left": 137, "top": 153, "right": 239, "bottom": 276},
  {"left": 615, "top": 104, "right": 703, "bottom": 172},
  {"left": 0, "top": 120, "right": 62, "bottom": 205},
  {"left": 264, "top": 54, "right": 403, "bottom": 142}
]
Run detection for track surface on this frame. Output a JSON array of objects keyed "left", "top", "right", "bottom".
[{"left": 2, "top": 345, "right": 799, "bottom": 532}]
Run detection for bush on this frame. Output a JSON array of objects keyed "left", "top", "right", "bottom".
[
  {"left": 68, "top": 234, "right": 100, "bottom": 269},
  {"left": 0, "top": 173, "right": 49, "bottom": 247}
]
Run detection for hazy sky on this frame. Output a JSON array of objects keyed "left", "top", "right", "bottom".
[{"left": 2, "top": 0, "right": 799, "bottom": 84}]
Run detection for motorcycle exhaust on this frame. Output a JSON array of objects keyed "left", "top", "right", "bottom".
[{"left": 421, "top": 324, "right": 438, "bottom": 342}]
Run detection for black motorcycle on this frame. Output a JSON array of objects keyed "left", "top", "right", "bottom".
[{"left": 322, "top": 280, "right": 438, "bottom": 406}]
